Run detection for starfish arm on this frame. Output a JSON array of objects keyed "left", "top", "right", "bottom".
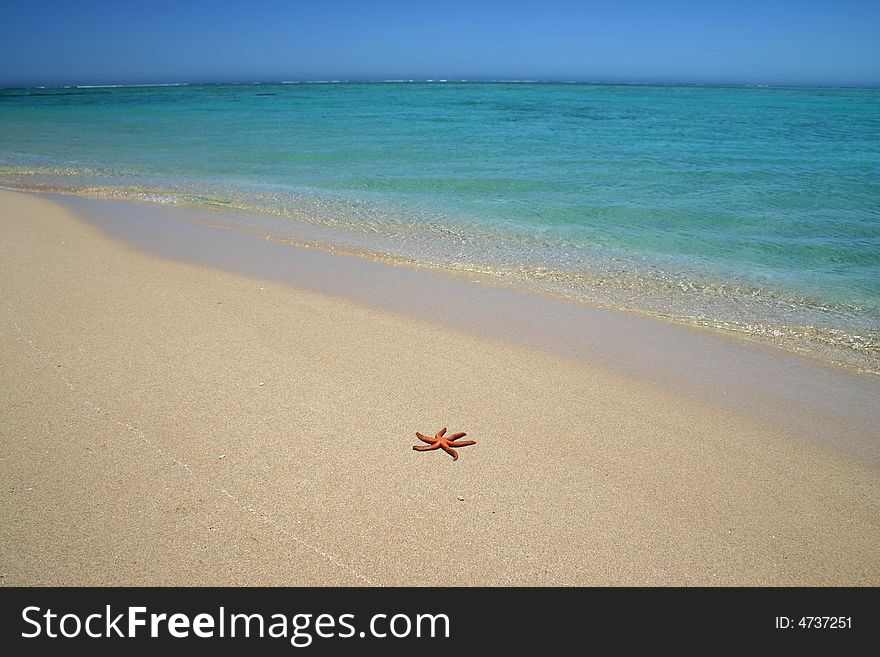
[
  {"left": 416, "top": 432, "right": 435, "bottom": 444},
  {"left": 448, "top": 432, "right": 467, "bottom": 440},
  {"left": 440, "top": 444, "right": 459, "bottom": 461},
  {"left": 447, "top": 439, "right": 476, "bottom": 447},
  {"left": 437, "top": 427, "right": 447, "bottom": 438},
  {"left": 413, "top": 443, "right": 440, "bottom": 451}
]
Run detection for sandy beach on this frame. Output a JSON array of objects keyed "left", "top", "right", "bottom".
[{"left": 1, "top": 188, "right": 878, "bottom": 586}]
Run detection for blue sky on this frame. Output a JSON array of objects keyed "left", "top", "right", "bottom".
[{"left": 1, "top": 0, "right": 878, "bottom": 87}]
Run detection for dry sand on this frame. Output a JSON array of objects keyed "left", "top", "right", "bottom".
[{"left": 1, "top": 188, "right": 878, "bottom": 585}]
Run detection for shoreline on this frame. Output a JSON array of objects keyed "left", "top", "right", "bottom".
[
  {"left": 1, "top": 188, "right": 878, "bottom": 585},
  {"left": 2, "top": 179, "right": 876, "bottom": 377}
]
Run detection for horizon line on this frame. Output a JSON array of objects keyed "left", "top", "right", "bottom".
[{"left": 3, "top": 79, "right": 879, "bottom": 91}]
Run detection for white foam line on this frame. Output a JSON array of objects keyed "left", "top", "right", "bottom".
[{"left": 7, "top": 303, "right": 378, "bottom": 586}]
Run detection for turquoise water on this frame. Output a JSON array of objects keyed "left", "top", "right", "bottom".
[{"left": 1, "top": 82, "right": 878, "bottom": 372}]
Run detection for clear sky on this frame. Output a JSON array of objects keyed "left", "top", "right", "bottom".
[{"left": 1, "top": 0, "right": 878, "bottom": 87}]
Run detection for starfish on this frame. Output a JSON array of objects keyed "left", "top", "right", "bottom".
[{"left": 413, "top": 427, "right": 476, "bottom": 461}]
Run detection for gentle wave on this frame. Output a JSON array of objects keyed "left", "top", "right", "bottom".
[{"left": 3, "top": 173, "right": 876, "bottom": 375}]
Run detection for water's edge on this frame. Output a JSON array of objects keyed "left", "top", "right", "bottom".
[{"left": 4, "top": 179, "right": 878, "bottom": 376}]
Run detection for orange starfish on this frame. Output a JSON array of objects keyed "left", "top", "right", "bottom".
[{"left": 413, "top": 427, "right": 476, "bottom": 461}]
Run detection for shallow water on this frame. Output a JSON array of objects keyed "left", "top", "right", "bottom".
[{"left": 1, "top": 82, "right": 878, "bottom": 372}]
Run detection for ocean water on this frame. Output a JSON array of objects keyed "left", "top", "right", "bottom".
[{"left": 1, "top": 82, "right": 878, "bottom": 373}]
